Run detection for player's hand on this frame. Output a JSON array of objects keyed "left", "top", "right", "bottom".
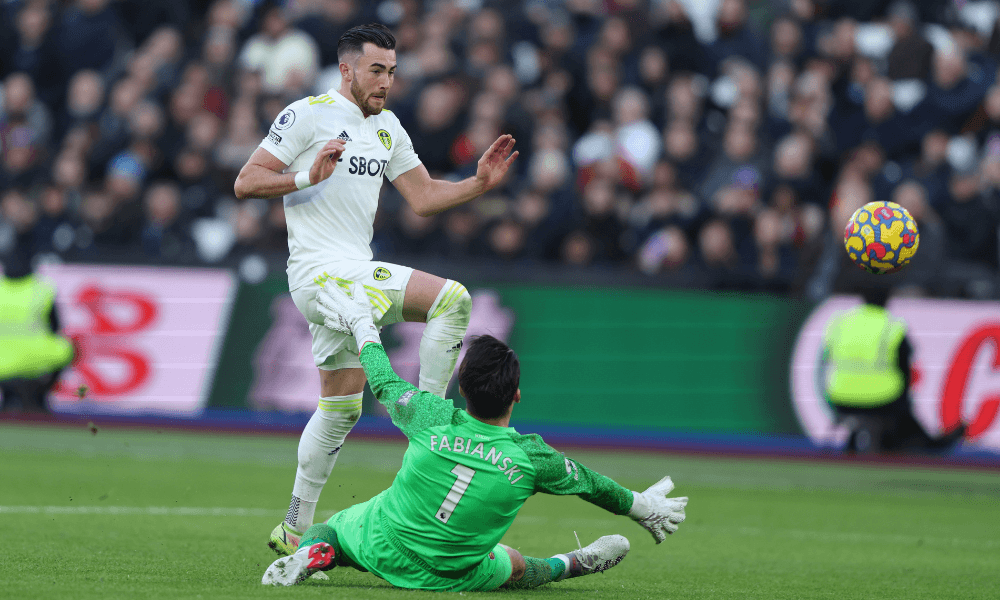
[
  {"left": 309, "top": 139, "right": 347, "bottom": 185},
  {"left": 628, "top": 475, "right": 687, "bottom": 543},
  {"left": 475, "top": 134, "right": 518, "bottom": 193},
  {"left": 316, "top": 281, "right": 381, "bottom": 350}
]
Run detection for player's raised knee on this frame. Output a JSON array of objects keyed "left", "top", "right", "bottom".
[{"left": 429, "top": 280, "right": 471, "bottom": 324}]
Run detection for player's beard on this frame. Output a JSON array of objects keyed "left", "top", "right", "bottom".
[{"left": 351, "top": 78, "right": 385, "bottom": 117}]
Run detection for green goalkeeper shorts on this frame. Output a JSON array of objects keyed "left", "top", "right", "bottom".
[{"left": 326, "top": 492, "right": 512, "bottom": 592}]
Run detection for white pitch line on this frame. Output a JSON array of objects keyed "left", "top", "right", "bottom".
[{"left": 0, "top": 506, "right": 281, "bottom": 517}]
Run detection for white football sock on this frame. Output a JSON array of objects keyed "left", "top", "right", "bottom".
[
  {"left": 418, "top": 280, "right": 471, "bottom": 397},
  {"left": 286, "top": 393, "right": 363, "bottom": 531}
]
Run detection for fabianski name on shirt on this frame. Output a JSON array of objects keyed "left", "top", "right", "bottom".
[{"left": 429, "top": 435, "right": 525, "bottom": 485}]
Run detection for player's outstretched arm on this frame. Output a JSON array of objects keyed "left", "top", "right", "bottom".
[
  {"left": 234, "top": 141, "right": 346, "bottom": 200},
  {"left": 315, "top": 282, "right": 459, "bottom": 438},
  {"left": 391, "top": 134, "right": 518, "bottom": 216},
  {"left": 516, "top": 435, "right": 687, "bottom": 543}
]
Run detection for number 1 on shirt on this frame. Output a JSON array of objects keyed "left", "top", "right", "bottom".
[{"left": 436, "top": 464, "right": 476, "bottom": 524}]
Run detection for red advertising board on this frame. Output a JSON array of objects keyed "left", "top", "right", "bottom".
[
  {"left": 40, "top": 264, "right": 236, "bottom": 416},
  {"left": 791, "top": 296, "right": 1000, "bottom": 450}
]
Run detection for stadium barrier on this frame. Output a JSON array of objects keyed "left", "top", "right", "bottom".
[{"left": 29, "top": 263, "right": 1000, "bottom": 454}]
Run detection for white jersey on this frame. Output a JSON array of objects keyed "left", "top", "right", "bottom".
[{"left": 258, "top": 89, "right": 422, "bottom": 290}]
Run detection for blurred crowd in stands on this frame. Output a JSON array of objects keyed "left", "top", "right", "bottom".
[{"left": 2, "top": 0, "right": 1000, "bottom": 297}]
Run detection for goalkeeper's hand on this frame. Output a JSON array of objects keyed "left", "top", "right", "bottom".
[
  {"left": 628, "top": 475, "right": 688, "bottom": 543},
  {"left": 316, "top": 281, "right": 381, "bottom": 351}
]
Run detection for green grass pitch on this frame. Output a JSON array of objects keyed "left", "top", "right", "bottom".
[{"left": 1, "top": 423, "right": 997, "bottom": 600}]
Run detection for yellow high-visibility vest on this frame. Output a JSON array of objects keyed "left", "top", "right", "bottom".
[
  {"left": 0, "top": 275, "right": 74, "bottom": 379},
  {"left": 823, "top": 305, "right": 906, "bottom": 407}
]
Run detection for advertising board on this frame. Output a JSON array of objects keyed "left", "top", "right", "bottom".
[{"left": 40, "top": 264, "right": 236, "bottom": 416}]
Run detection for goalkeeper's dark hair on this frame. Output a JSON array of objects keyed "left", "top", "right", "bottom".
[
  {"left": 338, "top": 23, "right": 396, "bottom": 63},
  {"left": 459, "top": 335, "right": 520, "bottom": 420}
]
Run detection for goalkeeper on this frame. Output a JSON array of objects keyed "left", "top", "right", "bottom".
[{"left": 262, "top": 282, "right": 689, "bottom": 591}]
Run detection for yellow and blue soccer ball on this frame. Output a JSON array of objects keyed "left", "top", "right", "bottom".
[{"left": 843, "top": 201, "right": 919, "bottom": 274}]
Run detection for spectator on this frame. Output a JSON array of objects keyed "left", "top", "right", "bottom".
[
  {"left": 215, "top": 100, "right": 263, "bottom": 173},
  {"left": 34, "top": 186, "right": 76, "bottom": 255},
  {"left": 754, "top": 208, "right": 797, "bottom": 291},
  {"left": 239, "top": 4, "right": 320, "bottom": 97},
  {"left": 663, "top": 118, "right": 710, "bottom": 189},
  {"left": 699, "top": 122, "right": 768, "bottom": 205},
  {"left": 56, "top": 0, "right": 122, "bottom": 79},
  {"left": 293, "top": 0, "right": 367, "bottom": 68},
  {"left": 697, "top": 219, "right": 753, "bottom": 289},
  {"left": 921, "top": 49, "right": 993, "bottom": 133},
  {"left": 561, "top": 229, "right": 596, "bottom": 267},
  {"left": 60, "top": 70, "right": 104, "bottom": 140},
  {"left": 886, "top": 0, "right": 934, "bottom": 81},
  {"left": 708, "top": 0, "right": 768, "bottom": 73},
  {"left": 772, "top": 132, "right": 820, "bottom": 203},
  {"left": 485, "top": 218, "right": 528, "bottom": 262},
  {"left": 12, "top": 2, "right": 62, "bottom": 106},
  {"left": 412, "top": 82, "right": 466, "bottom": 174},
  {"left": 440, "top": 208, "right": 484, "bottom": 260},
  {"left": 141, "top": 182, "right": 192, "bottom": 260},
  {"left": 92, "top": 78, "right": 143, "bottom": 169},
  {"left": 75, "top": 187, "right": 132, "bottom": 253},
  {"left": 888, "top": 181, "right": 945, "bottom": 292},
  {"left": 637, "top": 225, "right": 691, "bottom": 275},
  {"left": 770, "top": 16, "right": 804, "bottom": 65},
  {"left": 579, "top": 178, "right": 627, "bottom": 263},
  {"left": 941, "top": 165, "right": 999, "bottom": 270},
  {"left": 613, "top": 87, "right": 661, "bottom": 189},
  {"left": 173, "top": 147, "right": 219, "bottom": 219},
  {"left": 1, "top": 73, "right": 53, "bottom": 151}
]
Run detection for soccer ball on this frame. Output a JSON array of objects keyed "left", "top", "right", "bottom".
[{"left": 843, "top": 201, "right": 920, "bottom": 275}]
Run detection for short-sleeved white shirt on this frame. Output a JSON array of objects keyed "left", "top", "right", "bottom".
[{"left": 258, "top": 89, "right": 421, "bottom": 291}]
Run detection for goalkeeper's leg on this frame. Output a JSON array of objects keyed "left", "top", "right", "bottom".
[
  {"left": 501, "top": 535, "right": 630, "bottom": 589},
  {"left": 262, "top": 523, "right": 342, "bottom": 586},
  {"left": 402, "top": 272, "right": 471, "bottom": 398}
]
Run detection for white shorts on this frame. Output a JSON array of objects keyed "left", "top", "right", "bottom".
[{"left": 290, "top": 260, "right": 415, "bottom": 371}]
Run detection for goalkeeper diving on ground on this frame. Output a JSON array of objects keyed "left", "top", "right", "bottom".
[{"left": 260, "top": 282, "right": 689, "bottom": 591}]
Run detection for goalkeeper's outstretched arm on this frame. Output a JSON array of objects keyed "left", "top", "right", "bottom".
[{"left": 514, "top": 434, "right": 688, "bottom": 544}]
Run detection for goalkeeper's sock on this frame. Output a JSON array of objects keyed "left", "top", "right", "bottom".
[
  {"left": 298, "top": 522, "right": 340, "bottom": 553},
  {"left": 286, "top": 393, "right": 363, "bottom": 530},
  {"left": 505, "top": 557, "right": 566, "bottom": 589},
  {"left": 418, "top": 280, "right": 471, "bottom": 397}
]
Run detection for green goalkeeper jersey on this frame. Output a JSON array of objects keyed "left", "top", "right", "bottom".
[{"left": 359, "top": 343, "right": 635, "bottom": 574}]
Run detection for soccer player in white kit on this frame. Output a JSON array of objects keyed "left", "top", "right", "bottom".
[{"left": 233, "top": 23, "right": 518, "bottom": 555}]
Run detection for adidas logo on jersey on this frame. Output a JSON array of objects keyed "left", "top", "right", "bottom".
[{"left": 337, "top": 130, "right": 352, "bottom": 142}]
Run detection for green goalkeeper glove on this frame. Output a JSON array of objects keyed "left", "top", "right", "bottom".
[
  {"left": 628, "top": 475, "right": 688, "bottom": 543},
  {"left": 316, "top": 281, "right": 381, "bottom": 351}
]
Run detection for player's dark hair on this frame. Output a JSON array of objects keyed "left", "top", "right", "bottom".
[
  {"left": 338, "top": 23, "right": 396, "bottom": 63},
  {"left": 459, "top": 335, "right": 520, "bottom": 420}
]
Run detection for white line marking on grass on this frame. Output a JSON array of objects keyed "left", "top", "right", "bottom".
[
  {"left": 694, "top": 524, "right": 999, "bottom": 550},
  {"left": 0, "top": 506, "right": 281, "bottom": 517}
]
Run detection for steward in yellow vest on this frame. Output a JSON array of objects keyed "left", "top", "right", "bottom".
[
  {"left": 821, "top": 287, "right": 964, "bottom": 453},
  {"left": 0, "top": 251, "right": 74, "bottom": 412},
  {"left": 823, "top": 304, "right": 907, "bottom": 409}
]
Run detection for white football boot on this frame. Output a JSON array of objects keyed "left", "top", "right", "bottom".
[
  {"left": 560, "top": 535, "right": 630, "bottom": 578},
  {"left": 261, "top": 541, "right": 336, "bottom": 586}
]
